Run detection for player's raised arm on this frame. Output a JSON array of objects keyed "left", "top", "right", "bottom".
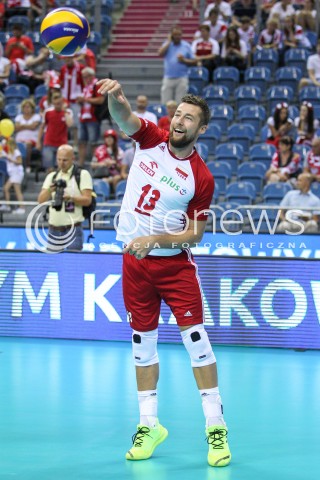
[{"left": 96, "top": 78, "right": 141, "bottom": 137}]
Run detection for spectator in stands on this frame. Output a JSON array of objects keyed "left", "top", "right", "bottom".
[
  {"left": 268, "top": 0, "right": 295, "bottom": 25},
  {"left": 159, "top": 26, "right": 193, "bottom": 104},
  {"left": 0, "top": 95, "right": 9, "bottom": 121},
  {"left": 5, "top": 0, "right": 30, "bottom": 19},
  {"left": 221, "top": 26, "right": 248, "bottom": 76},
  {"left": 133, "top": 95, "right": 158, "bottom": 125},
  {"left": 0, "top": 42, "right": 10, "bottom": 92},
  {"left": 266, "top": 135, "right": 301, "bottom": 184},
  {"left": 237, "top": 16, "right": 255, "bottom": 59},
  {"left": 5, "top": 24, "right": 34, "bottom": 62},
  {"left": 76, "top": 67, "right": 104, "bottom": 166},
  {"left": 158, "top": 100, "right": 178, "bottom": 131},
  {"left": 14, "top": 98, "right": 41, "bottom": 172},
  {"left": 190, "top": 24, "right": 220, "bottom": 83},
  {"left": 0, "top": 137, "right": 25, "bottom": 214},
  {"left": 294, "top": 102, "right": 319, "bottom": 147},
  {"left": 204, "top": 1, "right": 232, "bottom": 22},
  {"left": 0, "top": 1, "right": 5, "bottom": 29},
  {"left": 261, "top": 0, "right": 277, "bottom": 26},
  {"left": 120, "top": 141, "right": 136, "bottom": 180},
  {"left": 231, "top": 0, "right": 257, "bottom": 27},
  {"left": 196, "top": 8, "right": 227, "bottom": 46},
  {"left": 281, "top": 15, "right": 311, "bottom": 51},
  {"left": 75, "top": 46, "right": 97, "bottom": 71},
  {"left": 303, "top": 137, "right": 320, "bottom": 182},
  {"left": 299, "top": 39, "right": 320, "bottom": 91},
  {"left": 37, "top": 91, "right": 73, "bottom": 171},
  {"left": 257, "top": 18, "right": 282, "bottom": 50},
  {"left": 277, "top": 173, "right": 320, "bottom": 233},
  {"left": 60, "top": 56, "right": 84, "bottom": 147},
  {"left": 39, "top": 79, "right": 68, "bottom": 113},
  {"left": 296, "top": 0, "right": 316, "bottom": 32},
  {"left": 266, "top": 103, "right": 293, "bottom": 147},
  {"left": 13, "top": 47, "right": 51, "bottom": 94},
  {"left": 91, "top": 129, "right": 124, "bottom": 191}
]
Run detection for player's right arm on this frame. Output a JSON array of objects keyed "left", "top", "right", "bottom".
[{"left": 96, "top": 78, "right": 141, "bottom": 136}]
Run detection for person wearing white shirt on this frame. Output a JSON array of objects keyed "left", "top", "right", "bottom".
[
  {"left": 299, "top": 40, "right": 320, "bottom": 90},
  {"left": 133, "top": 95, "right": 158, "bottom": 125},
  {"left": 268, "top": 0, "right": 295, "bottom": 25},
  {"left": 221, "top": 26, "right": 248, "bottom": 75},
  {"left": 190, "top": 24, "right": 220, "bottom": 82},
  {"left": 204, "top": 0, "right": 232, "bottom": 22}
]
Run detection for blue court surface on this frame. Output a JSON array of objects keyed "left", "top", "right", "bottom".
[{"left": 0, "top": 337, "right": 319, "bottom": 480}]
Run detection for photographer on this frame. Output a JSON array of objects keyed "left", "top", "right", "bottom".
[{"left": 38, "top": 144, "right": 93, "bottom": 252}]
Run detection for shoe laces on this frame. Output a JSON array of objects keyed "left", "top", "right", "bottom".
[
  {"left": 206, "top": 428, "right": 227, "bottom": 450},
  {"left": 132, "top": 426, "right": 152, "bottom": 448}
]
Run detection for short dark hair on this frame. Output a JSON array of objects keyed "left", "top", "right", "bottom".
[{"left": 180, "top": 94, "right": 211, "bottom": 126}]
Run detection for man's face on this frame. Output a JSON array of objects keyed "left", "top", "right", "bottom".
[
  {"left": 136, "top": 96, "right": 148, "bottom": 112},
  {"left": 171, "top": 29, "right": 182, "bottom": 44},
  {"left": 52, "top": 95, "right": 63, "bottom": 110},
  {"left": 297, "top": 174, "right": 309, "bottom": 192},
  {"left": 82, "top": 73, "right": 93, "bottom": 85},
  {"left": 57, "top": 148, "right": 74, "bottom": 172},
  {"left": 169, "top": 103, "right": 206, "bottom": 149},
  {"left": 13, "top": 28, "right": 22, "bottom": 38},
  {"left": 312, "top": 140, "right": 320, "bottom": 156}
]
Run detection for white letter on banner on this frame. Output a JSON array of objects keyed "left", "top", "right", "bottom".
[
  {"left": 84, "top": 274, "right": 122, "bottom": 322},
  {"left": 220, "top": 278, "right": 259, "bottom": 326},
  {"left": 12, "top": 271, "right": 61, "bottom": 319},
  {"left": 261, "top": 279, "right": 307, "bottom": 329},
  {"left": 0, "top": 270, "right": 9, "bottom": 288},
  {"left": 310, "top": 281, "right": 320, "bottom": 324}
]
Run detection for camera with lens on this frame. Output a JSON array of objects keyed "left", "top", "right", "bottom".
[{"left": 52, "top": 179, "right": 67, "bottom": 211}]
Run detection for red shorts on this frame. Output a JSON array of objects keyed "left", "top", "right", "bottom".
[{"left": 122, "top": 250, "right": 204, "bottom": 332}]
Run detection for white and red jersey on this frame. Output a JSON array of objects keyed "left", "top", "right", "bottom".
[
  {"left": 258, "top": 28, "right": 282, "bottom": 48},
  {"left": 116, "top": 119, "right": 214, "bottom": 256},
  {"left": 60, "top": 62, "right": 84, "bottom": 103},
  {"left": 191, "top": 37, "right": 220, "bottom": 57},
  {"left": 304, "top": 151, "right": 320, "bottom": 176}
]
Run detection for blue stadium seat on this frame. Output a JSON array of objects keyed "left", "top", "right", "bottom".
[
  {"left": 206, "top": 161, "right": 232, "bottom": 195},
  {"left": 249, "top": 143, "right": 276, "bottom": 170},
  {"left": 238, "top": 105, "right": 266, "bottom": 133},
  {"left": 4, "top": 84, "right": 30, "bottom": 103},
  {"left": 263, "top": 183, "right": 292, "bottom": 204},
  {"left": 237, "top": 162, "right": 266, "bottom": 195},
  {"left": 213, "top": 67, "right": 240, "bottom": 94},
  {"left": 200, "top": 125, "right": 222, "bottom": 152},
  {"left": 188, "top": 66, "right": 209, "bottom": 91},
  {"left": 93, "top": 180, "right": 111, "bottom": 201},
  {"left": 209, "top": 105, "right": 234, "bottom": 131},
  {"left": 225, "top": 181, "right": 256, "bottom": 205},
  {"left": 284, "top": 49, "right": 308, "bottom": 75},
  {"left": 115, "top": 179, "right": 127, "bottom": 199},
  {"left": 195, "top": 142, "right": 209, "bottom": 161},
  {"left": 253, "top": 49, "right": 279, "bottom": 75},
  {"left": 288, "top": 105, "right": 299, "bottom": 120},
  {"left": 66, "top": 0, "right": 87, "bottom": 9},
  {"left": 293, "top": 144, "right": 311, "bottom": 159},
  {"left": 90, "top": 0, "right": 114, "bottom": 16},
  {"left": 5, "top": 103, "right": 20, "bottom": 120},
  {"left": 305, "top": 31, "right": 318, "bottom": 51},
  {"left": 34, "top": 84, "right": 48, "bottom": 104},
  {"left": 215, "top": 142, "right": 244, "bottom": 175},
  {"left": 313, "top": 105, "right": 320, "bottom": 120},
  {"left": 247, "top": 207, "right": 279, "bottom": 233},
  {"left": 0, "top": 158, "right": 7, "bottom": 176},
  {"left": 90, "top": 15, "right": 112, "bottom": 41},
  {"left": 188, "top": 84, "right": 200, "bottom": 95},
  {"left": 8, "top": 16, "right": 30, "bottom": 32},
  {"left": 275, "top": 67, "right": 302, "bottom": 94},
  {"left": 299, "top": 86, "right": 320, "bottom": 106},
  {"left": 148, "top": 104, "right": 166, "bottom": 119},
  {"left": 202, "top": 85, "right": 230, "bottom": 106},
  {"left": 244, "top": 67, "right": 271, "bottom": 95},
  {"left": 0, "top": 32, "right": 10, "bottom": 46},
  {"left": 227, "top": 123, "right": 256, "bottom": 154},
  {"left": 267, "top": 86, "right": 294, "bottom": 112},
  {"left": 212, "top": 182, "right": 219, "bottom": 203},
  {"left": 235, "top": 86, "right": 262, "bottom": 109},
  {"left": 260, "top": 124, "right": 269, "bottom": 143},
  {"left": 311, "top": 182, "right": 320, "bottom": 198},
  {"left": 87, "top": 30, "right": 102, "bottom": 56}
]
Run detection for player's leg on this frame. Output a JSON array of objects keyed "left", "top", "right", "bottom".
[{"left": 122, "top": 253, "right": 168, "bottom": 460}]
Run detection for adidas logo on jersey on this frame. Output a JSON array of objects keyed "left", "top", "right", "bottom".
[{"left": 184, "top": 311, "right": 193, "bottom": 317}]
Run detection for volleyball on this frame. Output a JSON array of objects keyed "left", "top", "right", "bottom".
[{"left": 40, "top": 7, "right": 90, "bottom": 56}]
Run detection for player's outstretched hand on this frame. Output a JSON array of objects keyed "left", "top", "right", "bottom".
[
  {"left": 123, "top": 236, "right": 155, "bottom": 260},
  {"left": 96, "top": 78, "right": 126, "bottom": 104}
]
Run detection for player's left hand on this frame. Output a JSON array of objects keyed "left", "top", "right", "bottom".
[{"left": 123, "top": 236, "right": 156, "bottom": 260}]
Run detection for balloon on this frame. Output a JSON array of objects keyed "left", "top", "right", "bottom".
[{"left": 0, "top": 119, "right": 15, "bottom": 138}]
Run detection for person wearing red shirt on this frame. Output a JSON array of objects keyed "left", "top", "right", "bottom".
[
  {"left": 37, "top": 91, "right": 73, "bottom": 171},
  {"left": 158, "top": 100, "right": 177, "bottom": 131},
  {"left": 5, "top": 24, "right": 34, "bottom": 61}
]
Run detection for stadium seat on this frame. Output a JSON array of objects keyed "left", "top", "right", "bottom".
[
  {"left": 188, "top": 84, "right": 200, "bottom": 95},
  {"left": 213, "top": 67, "right": 240, "bottom": 95},
  {"left": 288, "top": 105, "right": 299, "bottom": 120},
  {"left": 215, "top": 201, "right": 243, "bottom": 232},
  {"left": 0, "top": 158, "right": 7, "bottom": 176},
  {"left": 66, "top": 0, "right": 87, "bottom": 9},
  {"left": 249, "top": 143, "right": 276, "bottom": 170},
  {"left": 200, "top": 124, "right": 222, "bottom": 152},
  {"left": 293, "top": 144, "right": 311, "bottom": 159},
  {"left": 305, "top": 31, "right": 318, "bottom": 51},
  {"left": 34, "top": 84, "right": 48, "bottom": 104},
  {"left": 247, "top": 207, "right": 279, "bottom": 233},
  {"left": 253, "top": 49, "right": 279, "bottom": 75},
  {"left": 275, "top": 67, "right": 302, "bottom": 94},
  {"left": 212, "top": 182, "right": 219, "bottom": 203},
  {"left": 203, "top": 85, "right": 230, "bottom": 106},
  {"left": 115, "top": 179, "right": 127, "bottom": 199},
  {"left": 90, "top": 0, "right": 114, "bottom": 16},
  {"left": 263, "top": 183, "right": 292, "bottom": 204},
  {"left": 215, "top": 142, "right": 244, "bottom": 175},
  {"left": 206, "top": 161, "right": 232, "bottom": 195},
  {"left": 225, "top": 181, "right": 256, "bottom": 205},
  {"left": 188, "top": 66, "right": 209, "bottom": 91},
  {"left": 5, "top": 103, "right": 20, "bottom": 120},
  {"left": 311, "top": 182, "right": 320, "bottom": 198},
  {"left": 8, "top": 16, "right": 30, "bottom": 32},
  {"left": 148, "top": 104, "right": 166, "bottom": 119},
  {"left": 93, "top": 180, "right": 111, "bottom": 201},
  {"left": 267, "top": 86, "right": 294, "bottom": 112},
  {"left": 284, "top": 49, "right": 308, "bottom": 75},
  {"left": 227, "top": 123, "right": 256, "bottom": 154},
  {"left": 244, "top": 67, "right": 271, "bottom": 95},
  {"left": 0, "top": 32, "right": 10, "bottom": 46},
  {"left": 90, "top": 15, "right": 112, "bottom": 41},
  {"left": 299, "top": 86, "right": 320, "bottom": 106},
  {"left": 4, "top": 84, "right": 30, "bottom": 103},
  {"left": 238, "top": 105, "right": 266, "bottom": 133},
  {"left": 237, "top": 162, "right": 266, "bottom": 195},
  {"left": 209, "top": 105, "right": 234, "bottom": 131},
  {"left": 235, "top": 86, "right": 262, "bottom": 109},
  {"left": 87, "top": 30, "right": 102, "bottom": 56},
  {"left": 195, "top": 142, "right": 209, "bottom": 161}
]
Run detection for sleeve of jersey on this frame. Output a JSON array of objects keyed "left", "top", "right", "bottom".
[
  {"left": 130, "top": 118, "right": 168, "bottom": 149},
  {"left": 187, "top": 167, "right": 214, "bottom": 221}
]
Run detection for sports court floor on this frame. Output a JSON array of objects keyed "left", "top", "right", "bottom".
[{"left": 0, "top": 337, "right": 319, "bottom": 480}]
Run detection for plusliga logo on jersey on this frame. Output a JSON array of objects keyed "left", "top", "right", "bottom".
[{"left": 160, "top": 176, "right": 187, "bottom": 195}]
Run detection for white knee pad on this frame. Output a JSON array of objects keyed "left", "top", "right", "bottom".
[
  {"left": 132, "top": 329, "right": 159, "bottom": 367},
  {"left": 181, "top": 324, "right": 216, "bottom": 367}
]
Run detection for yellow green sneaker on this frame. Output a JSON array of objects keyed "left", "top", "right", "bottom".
[
  {"left": 206, "top": 425, "right": 231, "bottom": 467},
  {"left": 125, "top": 421, "right": 168, "bottom": 460}
]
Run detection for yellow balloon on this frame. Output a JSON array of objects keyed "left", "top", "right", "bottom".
[{"left": 0, "top": 119, "right": 15, "bottom": 138}]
